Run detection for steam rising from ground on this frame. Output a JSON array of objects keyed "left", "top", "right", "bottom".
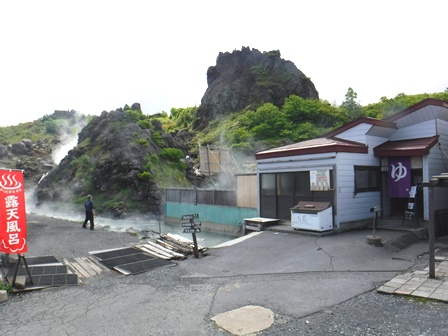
[
  {"left": 25, "top": 197, "right": 232, "bottom": 246},
  {"left": 51, "top": 111, "right": 87, "bottom": 164},
  {"left": 23, "top": 111, "right": 239, "bottom": 245},
  {"left": 53, "top": 137, "right": 78, "bottom": 164}
]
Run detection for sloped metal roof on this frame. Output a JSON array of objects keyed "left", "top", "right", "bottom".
[
  {"left": 384, "top": 98, "right": 448, "bottom": 123},
  {"left": 256, "top": 137, "right": 368, "bottom": 160},
  {"left": 255, "top": 99, "right": 448, "bottom": 161},
  {"left": 324, "top": 117, "right": 396, "bottom": 138},
  {"left": 373, "top": 135, "right": 439, "bottom": 157}
]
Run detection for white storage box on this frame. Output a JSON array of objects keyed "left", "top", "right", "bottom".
[{"left": 291, "top": 201, "right": 333, "bottom": 232}]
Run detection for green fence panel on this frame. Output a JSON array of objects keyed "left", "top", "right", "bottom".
[{"left": 165, "top": 202, "right": 258, "bottom": 226}]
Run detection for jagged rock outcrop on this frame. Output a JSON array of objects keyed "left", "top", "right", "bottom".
[
  {"left": 11, "top": 141, "right": 28, "bottom": 155},
  {"left": 36, "top": 106, "right": 199, "bottom": 216},
  {"left": 0, "top": 109, "right": 87, "bottom": 187},
  {"left": 0, "top": 145, "right": 7, "bottom": 157},
  {"left": 0, "top": 138, "right": 57, "bottom": 186},
  {"left": 195, "top": 47, "right": 319, "bottom": 129},
  {"left": 8, "top": 48, "right": 322, "bottom": 216}
]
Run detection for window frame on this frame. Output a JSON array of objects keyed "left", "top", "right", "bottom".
[{"left": 354, "top": 165, "right": 380, "bottom": 193}]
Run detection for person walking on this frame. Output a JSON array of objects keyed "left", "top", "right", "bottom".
[{"left": 82, "top": 194, "right": 95, "bottom": 230}]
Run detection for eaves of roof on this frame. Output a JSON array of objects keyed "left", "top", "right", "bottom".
[
  {"left": 373, "top": 135, "right": 439, "bottom": 157},
  {"left": 256, "top": 137, "right": 368, "bottom": 160},
  {"left": 384, "top": 98, "right": 448, "bottom": 122},
  {"left": 324, "top": 117, "right": 396, "bottom": 138}
]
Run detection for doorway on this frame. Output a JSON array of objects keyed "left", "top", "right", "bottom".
[{"left": 385, "top": 168, "right": 423, "bottom": 219}]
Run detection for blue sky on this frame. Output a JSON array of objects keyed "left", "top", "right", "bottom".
[{"left": 1, "top": 0, "right": 447, "bottom": 126}]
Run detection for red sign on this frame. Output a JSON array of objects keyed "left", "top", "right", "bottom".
[{"left": 0, "top": 170, "right": 27, "bottom": 254}]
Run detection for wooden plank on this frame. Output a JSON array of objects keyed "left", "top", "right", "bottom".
[
  {"left": 155, "top": 239, "right": 175, "bottom": 250},
  {"left": 244, "top": 224, "right": 261, "bottom": 231},
  {"left": 75, "top": 257, "right": 100, "bottom": 277},
  {"left": 156, "top": 239, "right": 190, "bottom": 254},
  {"left": 139, "top": 244, "right": 173, "bottom": 259},
  {"left": 159, "top": 239, "right": 192, "bottom": 254},
  {"left": 145, "top": 241, "right": 186, "bottom": 259},
  {"left": 64, "top": 259, "right": 91, "bottom": 278},
  {"left": 166, "top": 233, "right": 194, "bottom": 245},
  {"left": 139, "top": 246, "right": 170, "bottom": 260},
  {"left": 63, "top": 258, "right": 83, "bottom": 277},
  {"left": 82, "top": 257, "right": 108, "bottom": 274},
  {"left": 71, "top": 261, "right": 93, "bottom": 278},
  {"left": 244, "top": 217, "right": 280, "bottom": 223},
  {"left": 165, "top": 233, "right": 205, "bottom": 250},
  {"left": 157, "top": 239, "right": 192, "bottom": 254},
  {"left": 89, "top": 246, "right": 132, "bottom": 255},
  {"left": 113, "top": 266, "right": 131, "bottom": 276}
]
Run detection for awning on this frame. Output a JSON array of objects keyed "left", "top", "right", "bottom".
[{"left": 374, "top": 135, "right": 439, "bottom": 157}]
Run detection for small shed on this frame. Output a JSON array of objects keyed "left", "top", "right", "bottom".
[{"left": 256, "top": 98, "right": 448, "bottom": 232}]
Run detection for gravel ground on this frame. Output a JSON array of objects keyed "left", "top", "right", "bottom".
[
  {"left": 261, "top": 251, "right": 448, "bottom": 336},
  {"left": 3, "top": 214, "right": 448, "bottom": 336},
  {"left": 261, "top": 290, "right": 448, "bottom": 336}
]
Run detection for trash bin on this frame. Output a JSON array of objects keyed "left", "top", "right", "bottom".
[{"left": 291, "top": 201, "right": 333, "bottom": 232}]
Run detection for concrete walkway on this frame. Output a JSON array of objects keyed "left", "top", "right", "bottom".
[
  {"left": 4, "top": 215, "right": 448, "bottom": 336},
  {"left": 378, "top": 257, "right": 448, "bottom": 301},
  {"left": 268, "top": 222, "right": 448, "bottom": 304}
]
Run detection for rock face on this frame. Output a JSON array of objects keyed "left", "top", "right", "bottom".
[
  {"left": 195, "top": 47, "right": 319, "bottom": 128},
  {"left": 7, "top": 48, "right": 322, "bottom": 217},
  {"left": 0, "top": 139, "right": 58, "bottom": 187},
  {"left": 36, "top": 106, "right": 199, "bottom": 216}
]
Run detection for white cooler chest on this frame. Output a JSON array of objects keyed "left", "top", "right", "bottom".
[{"left": 291, "top": 201, "right": 333, "bottom": 232}]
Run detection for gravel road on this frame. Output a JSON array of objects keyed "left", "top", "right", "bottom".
[{"left": 1, "top": 213, "right": 448, "bottom": 336}]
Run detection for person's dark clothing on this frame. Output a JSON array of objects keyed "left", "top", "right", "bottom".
[{"left": 82, "top": 198, "right": 95, "bottom": 230}]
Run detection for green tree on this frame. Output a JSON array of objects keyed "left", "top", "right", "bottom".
[
  {"left": 169, "top": 107, "right": 198, "bottom": 130},
  {"left": 283, "top": 95, "right": 346, "bottom": 128},
  {"left": 245, "top": 103, "right": 288, "bottom": 141},
  {"left": 44, "top": 119, "right": 58, "bottom": 134},
  {"left": 362, "top": 91, "right": 448, "bottom": 119},
  {"left": 341, "top": 87, "right": 362, "bottom": 120},
  {"left": 160, "top": 148, "right": 184, "bottom": 162},
  {"left": 124, "top": 109, "right": 144, "bottom": 122}
]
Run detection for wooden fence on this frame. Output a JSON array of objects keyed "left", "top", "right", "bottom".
[{"left": 165, "top": 189, "right": 237, "bottom": 207}]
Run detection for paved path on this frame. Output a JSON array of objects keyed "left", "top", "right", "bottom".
[
  {"left": 1, "top": 215, "right": 447, "bottom": 335},
  {"left": 378, "top": 257, "right": 448, "bottom": 301}
]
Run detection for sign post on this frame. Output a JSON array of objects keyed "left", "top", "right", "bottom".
[
  {"left": 181, "top": 214, "right": 200, "bottom": 258},
  {"left": 422, "top": 175, "right": 448, "bottom": 279},
  {"left": 0, "top": 169, "right": 33, "bottom": 286}
]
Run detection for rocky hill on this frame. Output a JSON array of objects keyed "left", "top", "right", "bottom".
[
  {"left": 7, "top": 47, "right": 321, "bottom": 217},
  {"left": 35, "top": 104, "right": 202, "bottom": 217},
  {"left": 195, "top": 47, "right": 319, "bottom": 129},
  {"left": 0, "top": 138, "right": 54, "bottom": 186},
  {"left": 0, "top": 110, "right": 86, "bottom": 187}
]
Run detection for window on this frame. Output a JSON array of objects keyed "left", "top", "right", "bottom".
[
  {"left": 277, "top": 173, "right": 294, "bottom": 196},
  {"left": 260, "top": 174, "right": 276, "bottom": 196},
  {"left": 354, "top": 166, "right": 380, "bottom": 193}
]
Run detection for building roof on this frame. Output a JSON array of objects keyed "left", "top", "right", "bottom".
[
  {"left": 373, "top": 135, "right": 439, "bottom": 157},
  {"left": 322, "top": 99, "right": 448, "bottom": 138},
  {"left": 384, "top": 98, "right": 448, "bottom": 122},
  {"left": 256, "top": 98, "right": 448, "bottom": 161},
  {"left": 255, "top": 137, "right": 368, "bottom": 160},
  {"left": 324, "top": 117, "right": 396, "bottom": 138}
]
